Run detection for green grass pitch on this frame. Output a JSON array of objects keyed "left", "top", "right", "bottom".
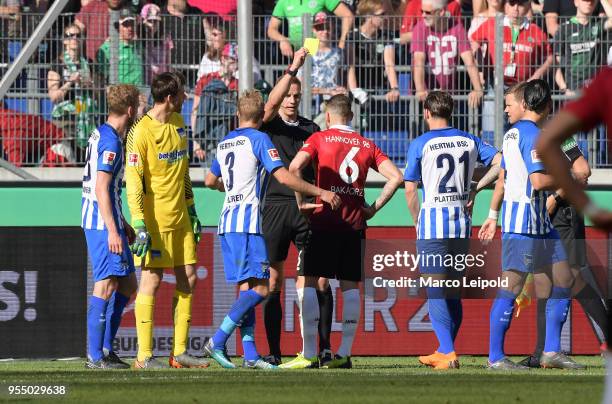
[{"left": 0, "top": 356, "right": 606, "bottom": 403}]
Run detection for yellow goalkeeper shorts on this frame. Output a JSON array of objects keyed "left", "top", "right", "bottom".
[{"left": 135, "top": 228, "right": 197, "bottom": 268}]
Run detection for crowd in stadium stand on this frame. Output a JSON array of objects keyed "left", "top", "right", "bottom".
[{"left": 1, "top": 0, "right": 611, "bottom": 166}]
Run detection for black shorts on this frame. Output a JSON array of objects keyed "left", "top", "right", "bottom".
[
  {"left": 262, "top": 201, "right": 309, "bottom": 274},
  {"left": 303, "top": 230, "right": 365, "bottom": 282},
  {"left": 551, "top": 204, "right": 587, "bottom": 269}
]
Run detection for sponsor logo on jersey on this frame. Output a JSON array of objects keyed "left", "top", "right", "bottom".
[
  {"left": 530, "top": 149, "right": 541, "bottom": 163},
  {"left": 128, "top": 153, "right": 139, "bottom": 166},
  {"left": 102, "top": 151, "right": 116, "bottom": 165},
  {"left": 268, "top": 148, "right": 281, "bottom": 161},
  {"left": 158, "top": 149, "right": 188, "bottom": 163}
]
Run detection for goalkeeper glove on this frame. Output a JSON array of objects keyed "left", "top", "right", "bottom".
[
  {"left": 130, "top": 219, "right": 151, "bottom": 257},
  {"left": 188, "top": 204, "right": 202, "bottom": 244}
]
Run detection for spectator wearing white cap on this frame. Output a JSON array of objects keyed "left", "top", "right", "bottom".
[
  {"left": 140, "top": 3, "right": 173, "bottom": 85},
  {"left": 309, "top": 12, "right": 347, "bottom": 99},
  {"left": 96, "top": 8, "right": 144, "bottom": 86}
]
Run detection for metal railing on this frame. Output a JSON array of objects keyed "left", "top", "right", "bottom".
[{"left": 0, "top": 13, "right": 610, "bottom": 168}]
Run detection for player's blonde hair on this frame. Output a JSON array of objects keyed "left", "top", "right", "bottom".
[
  {"left": 237, "top": 89, "right": 265, "bottom": 123},
  {"left": 107, "top": 84, "right": 140, "bottom": 115}
]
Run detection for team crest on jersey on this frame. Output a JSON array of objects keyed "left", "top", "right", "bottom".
[
  {"left": 177, "top": 127, "right": 186, "bottom": 137},
  {"left": 128, "top": 153, "right": 139, "bottom": 166},
  {"left": 268, "top": 148, "right": 281, "bottom": 161},
  {"left": 530, "top": 149, "right": 541, "bottom": 163},
  {"left": 102, "top": 151, "right": 116, "bottom": 165}
]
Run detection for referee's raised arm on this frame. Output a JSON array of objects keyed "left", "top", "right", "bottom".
[{"left": 263, "top": 47, "right": 309, "bottom": 123}]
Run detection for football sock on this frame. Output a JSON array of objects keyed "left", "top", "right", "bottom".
[
  {"left": 212, "top": 289, "right": 264, "bottom": 351},
  {"left": 300, "top": 287, "right": 320, "bottom": 359},
  {"left": 426, "top": 288, "right": 454, "bottom": 354},
  {"left": 135, "top": 294, "right": 155, "bottom": 362},
  {"left": 337, "top": 289, "right": 360, "bottom": 358},
  {"left": 317, "top": 286, "right": 334, "bottom": 353},
  {"left": 296, "top": 287, "right": 305, "bottom": 341},
  {"left": 604, "top": 352, "right": 612, "bottom": 404},
  {"left": 87, "top": 296, "right": 109, "bottom": 362},
  {"left": 447, "top": 298, "right": 463, "bottom": 342},
  {"left": 240, "top": 307, "right": 259, "bottom": 361},
  {"left": 544, "top": 287, "right": 571, "bottom": 353},
  {"left": 534, "top": 298, "right": 547, "bottom": 356},
  {"left": 172, "top": 290, "right": 193, "bottom": 356},
  {"left": 488, "top": 289, "right": 516, "bottom": 363},
  {"left": 263, "top": 291, "right": 282, "bottom": 357},
  {"left": 576, "top": 283, "right": 607, "bottom": 343},
  {"left": 103, "top": 291, "right": 130, "bottom": 354}
]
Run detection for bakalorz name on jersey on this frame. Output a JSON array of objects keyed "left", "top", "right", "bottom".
[
  {"left": 158, "top": 148, "right": 187, "bottom": 163},
  {"left": 434, "top": 193, "right": 469, "bottom": 203},
  {"left": 428, "top": 140, "right": 469, "bottom": 151},
  {"left": 330, "top": 185, "right": 364, "bottom": 196},
  {"left": 324, "top": 135, "right": 371, "bottom": 148}
]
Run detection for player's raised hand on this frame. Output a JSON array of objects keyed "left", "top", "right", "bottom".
[
  {"left": 320, "top": 190, "right": 341, "bottom": 210},
  {"left": 478, "top": 218, "right": 497, "bottom": 245},
  {"left": 130, "top": 219, "right": 151, "bottom": 257},
  {"left": 290, "top": 47, "right": 309, "bottom": 71},
  {"left": 108, "top": 230, "right": 123, "bottom": 255}
]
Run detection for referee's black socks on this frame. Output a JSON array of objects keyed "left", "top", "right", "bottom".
[
  {"left": 317, "top": 286, "right": 334, "bottom": 353},
  {"left": 263, "top": 291, "right": 282, "bottom": 358},
  {"left": 576, "top": 283, "right": 608, "bottom": 343}
]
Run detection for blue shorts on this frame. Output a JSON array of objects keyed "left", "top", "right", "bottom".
[
  {"left": 220, "top": 233, "right": 270, "bottom": 283},
  {"left": 416, "top": 238, "right": 470, "bottom": 276},
  {"left": 501, "top": 230, "right": 567, "bottom": 273},
  {"left": 84, "top": 229, "right": 135, "bottom": 282}
]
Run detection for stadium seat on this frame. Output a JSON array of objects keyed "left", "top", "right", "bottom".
[
  {"left": 40, "top": 99, "right": 54, "bottom": 121},
  {"left": 3, "top": 98, "right": 28, "bottom": 114},
  {"left": 364, "top": 131, "right": 409, "bottom": 164},
  {"left": 182, "top": 98, "right": 193, "bottom": 128}
]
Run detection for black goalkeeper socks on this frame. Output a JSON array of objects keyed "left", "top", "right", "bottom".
[
  {"left": 576, "top": 283, "right": 608, "bottom": 344},
  {"left": 263, "top": 291, "right": 282, "bottom": 357},
  {"left": 317, "top": 286, "right": 334, "bottom": 353}
]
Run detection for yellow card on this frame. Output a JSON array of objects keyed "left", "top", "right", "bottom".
[{"left": 304, "top": 38, "right": 320, "bottom": 55}]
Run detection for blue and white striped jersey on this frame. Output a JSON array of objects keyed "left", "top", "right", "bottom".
[
  {"left": 404, "top": 127, "right": 498, "bottom": 239},
  {"left": 211, "top": 127, "right": 284, "bottom": 234},
  {"left": 81, "top": 124, "right": 125, "bottom": 231},
  {"left": 501, "top": 120, "right": 553, "bottom": 235}
]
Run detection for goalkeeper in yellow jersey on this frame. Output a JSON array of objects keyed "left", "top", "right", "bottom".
[{"left": 126, "top": 72, "right": 208, "bottom": 369}]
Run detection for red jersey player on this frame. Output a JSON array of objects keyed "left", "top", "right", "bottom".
[
  {"left": 280, "top": 95, "right": 403, "bottom": 369},
  {"left": 537, "top": 67, "right": 612, "bottom": 403}
]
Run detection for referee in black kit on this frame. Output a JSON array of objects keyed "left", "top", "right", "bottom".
[
  {"left": 520, "top": 136, "right": 608, "bottom": 368},
  {"left": 259, "top": 48, "right": 334, "bottom": 366}
]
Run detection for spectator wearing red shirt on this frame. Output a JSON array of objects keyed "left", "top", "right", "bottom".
[
  {"left": 187, "top": 0, "right": 236, "bottom": 20},
  {"left": 469, "top": 0, "right": 552, "bottom": 86},
  {"left": 411, "top": 0, "right": 483, "bottom": 108},
  {"left": 191, "top": 43, "right": 238, "bottom": 160},
  {"left": 0, "top": 108, "right": 71, "bottom": 167},
  {"left": 399, "top": 0, "right": 461, "bottom": 44},
  {"left": 75, "top": 0, "right": 124, "bottom": 62}
]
